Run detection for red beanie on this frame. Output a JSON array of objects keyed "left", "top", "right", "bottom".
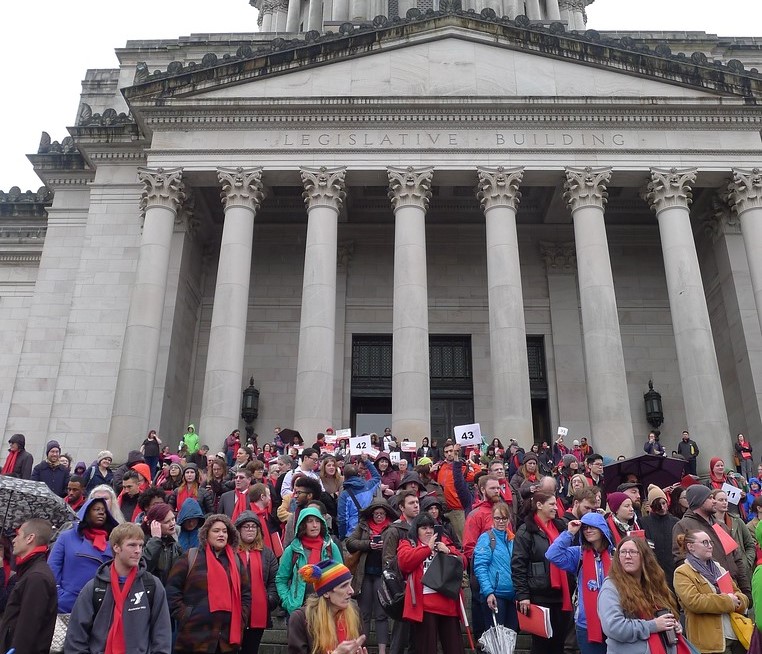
[{"left": 709, "top": 457, "right": 723, "bottom": 475}]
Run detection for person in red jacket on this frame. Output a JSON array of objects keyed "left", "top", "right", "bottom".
[
  {"left": 398, "top": 513, "right": 466, "bottom": 654},
  {"left": 431, "top": 441, "right": 478, "bottom": 540}
]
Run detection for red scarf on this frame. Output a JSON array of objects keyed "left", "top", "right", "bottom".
[
  {"left": 646, "top": 627, "right": 692, "bottom": 654},
  {"left": 369, "top": 517, "right": 391, "bottom": 536},
  {"left": 176, "top": 484, "right": 198, "bottom": 511},
  {"left": 232, "top": 491, "right": 250, "bottom": 522},
  {"left": 582, "top": 548, "right": 611, "bottom": 643},
  {"left": 300, "top": 535, "right": 325, "bottom": 564},
  {"left": 241, "top": 549, "right": 268, "bottom": 629},
  {"left": 606, "top": 515, "right": 623, "bottom": 545},
  {"left": 83, "top": 528, "right": 109, "bottom": 552},
  {"left": 1, "top": 450, "right": 18, "bottom": 475},
  {"left": 206, "top": 544, "right": 243, "bottom": 646},
  {"left": 533, "top": 515, "right": 572, "bottom": 611},
  {"left": 336, "top": 615, "right": 348, "bottom": 644},
  {"left": 66, "top": 495, "right": 85, "bottom": 512},
  {"left": 104, "top": 563, "right": 137, "bottom": 654},
  {"left": 15, "top": 545, "right": 47, "bottom": 567}
]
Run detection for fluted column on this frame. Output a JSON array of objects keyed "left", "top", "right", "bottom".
[
  {"left": 293, "top": 166, "right": 346, "bottom": 438},
  {"left": 199, "top": 168, "right": 265, "bottom": 441},
  {"left": 646, "top": 167, "right": 731, "bottom": 463},
  {"left": 525, "top": 0, "right": 542, "bottom": 19},
  {"left": 306, "top": 0, "right": 322, "bottom": 30},
  {"left": 477, "top": 166, "right": 533, "bottom": 442},
  {"left": 108, "top": 168, "right": 184, "bottom": 456},
  {"left": 388, "top": 166, "right": 433, "bottom": 440},
  {"left": 545, "top": 0, "right": 562, "bottom": 20},
  {"left": 729, "top": 168, "right": 762, "bottom": 335},
  {"left": 565, "top": 166, "right": 634, "bottom": 456},
  {"left": 285, "top": 0, "right": 301, "bottom": 32},
  {"left": 261, "top": 1, "right": 275, "bottom": 30}
]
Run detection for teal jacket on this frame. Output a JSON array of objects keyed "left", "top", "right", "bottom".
[{"left": 275, "top": 507, "right": 343, "bottom": 613}]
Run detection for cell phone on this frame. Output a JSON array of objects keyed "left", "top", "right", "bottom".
[
  {"left": 371, "top": 535, "right": 383, "bottom": 545},
  {"left": 433, "top": 525, "right": 444, "bottom": 540}
]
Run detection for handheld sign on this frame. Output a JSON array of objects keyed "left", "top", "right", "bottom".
[
  {"left": 401, "top": 441, "right": 417, "bottom": 453},
  {"left": 721, "top": 482, "right": 742, "bottom": 506},
  {"left": 324, "top": 434, "right": 337, "bottom": 444},
  {"left": 367, "top": 447, "right": 380, "bottom": 459},
  {"left": 557, "top": 426, "right": 568, "bottom": 437},
  {"left": 454, "top": 423, "right": 482, "bottom": 446},
  {"left": 349, "top": 434, "right": 371, "bottom": 455},
  {"left": 336, "top": 428, "right": 352, "bottom": 440},
  {"left": 390, "top": 451, "right": 401, "bottom": 464}
]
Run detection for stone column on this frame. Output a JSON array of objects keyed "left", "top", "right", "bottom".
[
  {"left": 729, "top": 168, "right": 762, "bottom": 335},
  {"left": 293, "top": 166, "right": 346, "bottom": 438},
  {"left": 199, "top": 168, "right": 265, "bottom": 442},
  {"left": 273, "top": 0, "right": 289, "bottom": 30},
  {"left": 108, "top": 167, "right": 184, "bottom": 453},
  {"left": 307, "top": 0, "right": 323, "bottom": 30},
  {"left": 646, "top": 167, "right": 732, "bottom": 463},
  {"left": 525, "top": 0, "right": 542, "bottom": 19},
  {"left": 332, "top": 0, "right": 348, "bottom": 21},
  {"left": 285, "top": 0, "right": 301, "bottom": 32},
  {"left": 545, "top": 0, "right": 561, "bottom": 20},
  {"left": 261, "top": 1, "right": 275, "bottom": 30},
  {"left": 476, "top": 166, "right": 533, "bottom": 442},
  {"left": 388, "top": 166, "right": 434, "bottom": 440},
  {"left": 565, "top": 166, "right": 634, "bottom": 456}
]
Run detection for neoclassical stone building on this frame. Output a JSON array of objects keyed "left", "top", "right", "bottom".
[{"left": 1, "top": 0, "right": 761, "bottom": 466}]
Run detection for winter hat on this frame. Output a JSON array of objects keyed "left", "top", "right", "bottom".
[
  {"left": 646, "top": 484, "right": 667, "bottom": 507},
  {"left": 523, "top": 453, "right": 539, "bottom": 465},
  {"left": 686, "top": 484, "right": 712, "bottom": 510},
  {"left": 46, "top": 440, "right": 61, "bottom": 455},
  {"left": 572, "top": 440, "right": 580, "bottom": 446},
  {"left": 97, "top": 450, "right": 113, "bottom": 464},
  {"left": 299, "top": 559, "right": 352, "bottom": 596},
  {"left": 417, "top": 456, "right": 433, "bottom": 467},
  {"left": 132, "top": 463, "right": 152, "bottom": 483},
  {"left": 709, "top": 457, "right": 724, "bottom": 474},
  {"left": 234, "top": 510, "right": 261, "bottom": 530},
  {"left": 74, "top": 461, "right": 87, "bottom": 474},
  {"left": 607, "top": 492, "right": 629, "bottom": 514},
  {"left": 562, "top": 454, "right": 577, "bottom": 468},
  {"left": 145, "top": 502, "right": 172, "bottom": 524}
]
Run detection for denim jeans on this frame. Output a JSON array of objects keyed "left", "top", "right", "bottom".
[{"left": 576, "top": 625, "right": 607, "bottom": 654}]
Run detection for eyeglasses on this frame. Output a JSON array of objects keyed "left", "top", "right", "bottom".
[
  {"left": 240, "top": 524, "right": 258, "bottom": 531},
  {"left": 619, "top": 549, "right": 640, "bottom": 558},
  {"left": 692, "top": 540, "right": 713, "bottom": 547},
  {"left": 235, "top": 475, "right": 248, "bottom": 480},
  {"left": 493, "top": 516, "right": 509, "bottom": 522},
  {"left": 294, "top": 490, "right": 310, "bottom": 496},
  {"left": 308, "top": 457, "right": 319, "bottom": 462}
]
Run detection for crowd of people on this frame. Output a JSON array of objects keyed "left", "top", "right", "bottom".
[{"left": 0, "top": 425, "right": 761, "bottom": 654}]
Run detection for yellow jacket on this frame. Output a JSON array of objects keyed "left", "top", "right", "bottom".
[{"left": 673, "top": 561, "right": 748, "bottom": 653}]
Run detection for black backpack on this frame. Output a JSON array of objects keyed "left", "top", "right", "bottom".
[
  {"left": 376, "top": 532, "right": 415, "bottom": 620},
  {"left": 92, "top": 572, "right": 157, "bottom": 614}
]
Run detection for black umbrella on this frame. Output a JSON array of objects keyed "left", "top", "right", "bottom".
[
  {"left": 602, "top": 453, "right": 687, "bottom": 495},
  {"left": 0, "top": 476, "right": 77, "bottom": 531},
  {"left": 278, "top": 428, "right": 302, "bottom": 447}
]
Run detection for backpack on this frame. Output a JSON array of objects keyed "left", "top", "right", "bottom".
[
  {"left": 93, "top": 571, "right": 156, "bottom": 614},
  {"left": 376, "top": 532, "right": 415, "bottom": 620}
]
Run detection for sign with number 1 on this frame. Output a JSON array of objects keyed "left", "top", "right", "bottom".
[{"left": 454, "top": 423, "right": 482, "bottom": 446}]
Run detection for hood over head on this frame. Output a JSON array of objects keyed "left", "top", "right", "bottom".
[
  {"left": 176, "top": 497, "right": 204, "bottom": 525},
  {"left": 420, "top": 495, "right": 444, "bottom": 513},
  {"left": 77, "top": 496, "right": 118, "bottom": 533},
  {"left": 294, "top": 506, "right": 329, "bottom": 536},
  {"left": 359, "top": 499, "right": 398, "bottom": 521},
  {"left": 580, "top": 511, "right": 615, "bottom": 548},
  {"left": 398, "top": 472, "right": 427, "bottom": 493},
  {"left": 8, "top": 433, "right": 25, "bottom": 450}
]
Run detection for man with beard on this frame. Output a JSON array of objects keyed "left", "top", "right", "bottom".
[
  {"left": 641, "top": 485, "right": 679, "bottom": 588},
  {"left": 617, "top": 482, "right": 643, "bottom": 522},
  {"left": 562, "top": 486, "right": 597, "bottom": 522},
  {"left": 488, "top": 459, "right": 513, "bottom": 505},
  {"left": 65, "top": 475, "right": 87, "bottom": 512},
  {"left": 31, "top": 440, "right": 69, "bottom": 497},
  {"left": 672, "top": 484, "right": 751, "bottom": 597}
]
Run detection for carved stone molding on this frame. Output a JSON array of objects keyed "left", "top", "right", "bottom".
[
  {"left": 387, "top": 166, "right": 434, "bottom": 212},
  {"left": 338, "top": 241, "right": 355, "bottom": 272},
  {"left": 563, "top": 166, "right": 612, "bottom": 213},
  {"left": 646, "top": 167, "right": 697, "bottom": 214},
  {"left": 539, "top": 241, "right": 577, "bottom": 274},
  {"left": 174, "top": 191, "right": 200, "bottom": 238},
  {"left": 138, "top": 167, "right": 185, "bottom": 214},
  {"left": 728, "top": 167, "right": 762, "bottom": 216},
  {"left": 476, "top": 166, "right": 524, "bottom": 212},
  {"left": 217, "top": 167, "right": 266, "bottom": 213},
  {"left": 701, "top": 189, "right": 741, "bottom": 242},
  {"left": 300, "top": 166, "right": 347, "bottom": 212}
]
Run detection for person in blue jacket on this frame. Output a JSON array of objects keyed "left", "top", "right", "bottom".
[
  {"left": 176, "top": 497, "right": 204, "bottom": 552},
  {"left": 47, "top": 496, "right": 118, "bottom": 613},
  {"left": 545, "top": 510, "right": 615, "bottom": 654},
  {"left": 473, "top": 501, "right": 518, "bottom": 631},
  {"left": 336, "top": 454, "right": 380, "bottom": 539}
]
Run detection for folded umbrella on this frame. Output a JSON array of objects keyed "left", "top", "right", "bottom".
[
  {"left": 0, "top": 476, "right": 77, "bottom": 531},
  {"left": 479, "top": 611, "right": 517, "bottom": 654}
]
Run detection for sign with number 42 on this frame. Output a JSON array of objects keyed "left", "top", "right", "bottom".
[
  {"left": 454, "top": 423, "right": 482, "bottom": 446},
  {"left": 349, "top": 434, "right": 371, "bottom": 455}
]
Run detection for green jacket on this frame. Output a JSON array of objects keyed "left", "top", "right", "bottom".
[
  {"left": 275, "top": 507, "right": 343, "bottom": 613},
  {"left": 182, "top": 425, "right": 199, "bottom": 454}
]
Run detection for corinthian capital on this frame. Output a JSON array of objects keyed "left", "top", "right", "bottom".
[
  {"left": 138, "top": 167, "right": 185, "bottom": 214},
  {"left": 387, "top": 166, "right": 434, "bottom": 212},
  {"left": 646, "top": 167, "right": 697, "bottom": 214},
  {"left": 728, "top": 167, "right": 762, "bottom": 216},
  {"left": 563, "top": 166, "right": 612, "bottom": 213},
  {"left": 218, "top": 167, "right": 266, "bottom": 212},
  {"left": 300, "top": 166, "right": 347, "bottom": 212},
  {"left": 476, "top": 166, "right": 524, "bottom": 212}
]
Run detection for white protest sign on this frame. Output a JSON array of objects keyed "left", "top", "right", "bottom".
[
  {"left": 367, "top": 447, "right": 380, "bottom": 459},
  {"left": 336, "top": 428, "right": 352, "bottom": 440},
  {"left": 324, "top": 434, "right": 337, "bottom": 444},
  {"left": 390, "top": 451, "right": 401, "bottom": 464},
  {"left": 454, "top": 423, "right": 482, "bottom": 446},
  {"left": 349, "top": 434, "right": 371, "bottom": 455},
  {"left": 401, "top": 441, "right": 417, "bottom": 453},
  {"left": 721, "top": 482, "right": 742, "bottom": 505},
  {"left": 557, "top": 426, "right": 568, "bottom": 437}
]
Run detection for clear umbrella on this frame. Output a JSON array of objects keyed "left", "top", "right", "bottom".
[{"left": 478, "top": 611, "right": 517, "bottom": 654}]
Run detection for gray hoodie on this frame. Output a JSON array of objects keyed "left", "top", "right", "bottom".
[{"left": 64, "top": 559, "right": 171, "bottom": 654}]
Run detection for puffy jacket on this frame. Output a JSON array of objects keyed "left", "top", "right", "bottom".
[
  {"left": 177, "top": 498, "right": 204, "bottom": 552},
  {"left": 511, "top": 514, "right": 572, "bottom": 606},
  {"left": 336, "top": 462, "right": 380, "bottom": 539},
  {"left": 345, "top": 500, "right": 396, "bottom": 593},
  {"left": 31, "top": 460, "right": 70, "bottom": 497},
  {"left": 463, "top": 498, "right": 497, "bottom": 559},
  {"left": 473, "top": 528, "right": 515, "bottom": 600},
  {"left": 275, "top": 508, "right": 343, "bottom": 613},
  {"left": 545, "top": 511, "right": 615, "bottom": 630},
  {"left": 48, "top": 496, "right": 118, "bottom": 612},
  {"left": 182, "top": 425, "right": 200, "bottom": 454}
]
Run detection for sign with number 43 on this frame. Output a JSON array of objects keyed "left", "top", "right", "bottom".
[{"left": 454, "top": 423, "right": 482, "bottom": 446}]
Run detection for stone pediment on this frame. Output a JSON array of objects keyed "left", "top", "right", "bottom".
[{"left": 122, "top": 11, "right": 762, "bottom": 107}]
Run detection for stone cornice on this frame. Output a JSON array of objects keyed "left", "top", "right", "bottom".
[
  {"left": 121, "top": 14, "right": 762, "bottom": 106},
  {"left": 728, "top": 167, "right": 762, "bottom": 215},
  {"left": 300, "top": 166, "right": 346, "bottom": 212},
  {"left": 476, "top": 166, "right": 523, "bottom": 212},
  {"left": 646, "top": 167, "right": 698, "bottom": 214},
  {"left": 563, "top": 166, "right": 612, "bottom": 212},
  {"left": 218, "top": 166, "right": 266, "bottom": 212},
  {"left": 387, "top": 166, "right": 434, "bottom": 212}
]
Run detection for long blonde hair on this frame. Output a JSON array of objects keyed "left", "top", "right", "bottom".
[{"left": 304, "top": 593, "right": 362, "bottom": 654}]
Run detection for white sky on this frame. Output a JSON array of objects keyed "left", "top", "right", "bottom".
[{"left": 1, "top": 0, "right": 760, "bottom": 191}]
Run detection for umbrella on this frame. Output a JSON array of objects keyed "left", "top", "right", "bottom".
[
  {"left": 278, "top": 428, "right": 302, "bottom": 447},
  {"left": 0, "top": 476, "right": 77, "bottom": 531},
  {"left": 479, "top": 611, "right": 517, "bottom": 654},
  {"left": 602, "top": 453, "right": 687, "bottom": 494}
]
